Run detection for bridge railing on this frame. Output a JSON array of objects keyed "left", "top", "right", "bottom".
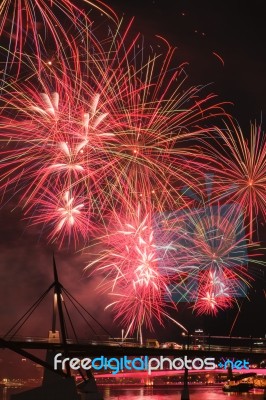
[
  {"left": 180, "top": 334, "right": 266, "bottom": 353},
  {"left": 1, "top": 335, "right": 266, "bottom": 353}
]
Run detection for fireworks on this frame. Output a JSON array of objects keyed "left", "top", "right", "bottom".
[
  {"left": 204, "top": 121, "right": 266, "bottom": 240},
  {"left": 0, "top": 0, "right": 118, "bottom": 78},
  {"left": 0, "top": 0, "right": 265, "bottom": 336},
  {"left": 193, "top": 270, "right": 235, "bottom": 316},
  {"left": 26, "top": 186, "right": 94, "bottom": 248},
  {"left": 0, "top": 18, "right": 225, "bottom": 245},
  {"left": 151, "top": 200, "right": 262, "bottom": 317},
  {"left": 86, "top": 202, "right": 187, "bottom": 339},
  {"left": 0, "top": 75, "right": 117, "bottom": 238}
]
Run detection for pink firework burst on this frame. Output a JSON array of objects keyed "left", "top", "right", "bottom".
[
  {"left": 0, "top": 79, "right": 115, "bottom": 205},
  {"left": 26, "top": 185, "right": 94, "bottom": 247},
  {"left": 86, "top": 202, "right": 187, "bottom": 339},
  {"left": 193, "top": 270, "right": 235, "bottom": 316}
]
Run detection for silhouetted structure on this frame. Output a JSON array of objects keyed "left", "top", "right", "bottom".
[{"left": 9, "top": 255, "right": 103, "bottom": 400}]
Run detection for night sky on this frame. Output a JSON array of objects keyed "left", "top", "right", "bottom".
[
  {"left": 105, "top": 0, "right": 266, "bottom": 131},
  {"left": 0, "top": 0, "right": 266, "bottom": 356}
]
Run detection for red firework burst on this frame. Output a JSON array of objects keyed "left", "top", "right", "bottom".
[
  {"left": 25, "top": 184, "right": 96, "bottom": 247},
  {"left": 193, "top": 270, "right": 235, "bottom": 316},
  {"left": 0, "top": 18, "right": 227, "bottom": 248},
  {"left": 86, "top": 202, "right": 187, "bottom": 338},
  {"left": 204, "top": 120, "right": 266, "bottom": 240}
]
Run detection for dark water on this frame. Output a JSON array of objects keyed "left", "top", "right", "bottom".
[
  {"left": 101, "top": 386, "right": 265, "bottom": 400},
  {"left": 1, "top": 386, "right": 265, "bottom": 400}
]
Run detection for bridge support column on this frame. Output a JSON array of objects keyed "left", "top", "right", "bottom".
[
  {"left": 10, "top": 350, "right": 104, "bottom": 400},
  {"left": 181, "top": 368, "right": 190, "bottom": 400},
  {"left": 77, "top": 370, "right": 104, "bottom": 400},
  {"left": 10, "top": 350, "right": 80, "bottom": 400}
]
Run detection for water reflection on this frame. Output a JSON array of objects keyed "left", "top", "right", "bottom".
[
  {"left": 1, "top": 386, "right": 264, "bottom": 400},
  {"left": 101, "top": 386, "right": 265, "bottom": 400},
  {"left": 1, "top": 388, "right": 7, "bottom": 400}
]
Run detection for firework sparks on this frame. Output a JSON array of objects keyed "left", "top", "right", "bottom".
[
  {"left": 193, "top": 270, "right": 235, "bottom": 315},
  {"left": 158, "top": 200, "right": 265, "bottom": 315},
  {"left": 86, "top": 203, "right": 188, "bottom": 337},
  {"left": 0, "top": 0, "right": 118, "bottom": 77},
  {"left": 0, "top": 0, "right": 264, "bottom": 337},
  {"left": 25, "top": 185, "right": 95, "bottom": 247},
  {"left": 204, "top": 121, "right": 266, "bottom": 240},
  {"left": 0, "top": 20, "right": 227, "bottom": 247}
]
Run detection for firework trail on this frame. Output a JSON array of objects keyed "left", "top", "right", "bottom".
[
  {"left": 203, "top": 120, "right": 266, "bottom": 240},
  {"left": 0, "top": 0, "right": 118, "bottom": 78}
]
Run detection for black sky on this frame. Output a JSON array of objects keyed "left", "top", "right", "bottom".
[{"left": 105, "top": 0, "right": 266, "bottom": 132}]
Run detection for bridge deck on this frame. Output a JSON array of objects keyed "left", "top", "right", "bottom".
[{"left": 1, "top": 339, "right": 266, "bottom": 361}]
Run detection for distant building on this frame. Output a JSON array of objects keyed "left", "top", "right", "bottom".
[{"left": 193, "top": 329, "right": 205, "bottom": 348}]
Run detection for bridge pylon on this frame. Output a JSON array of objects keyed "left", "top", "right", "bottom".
[
  {"left": 8, "top": 255, "right": 104, "bottom": 400},
  {"left": 181, "top": 368, "right": 190, "bottom": 400}
]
